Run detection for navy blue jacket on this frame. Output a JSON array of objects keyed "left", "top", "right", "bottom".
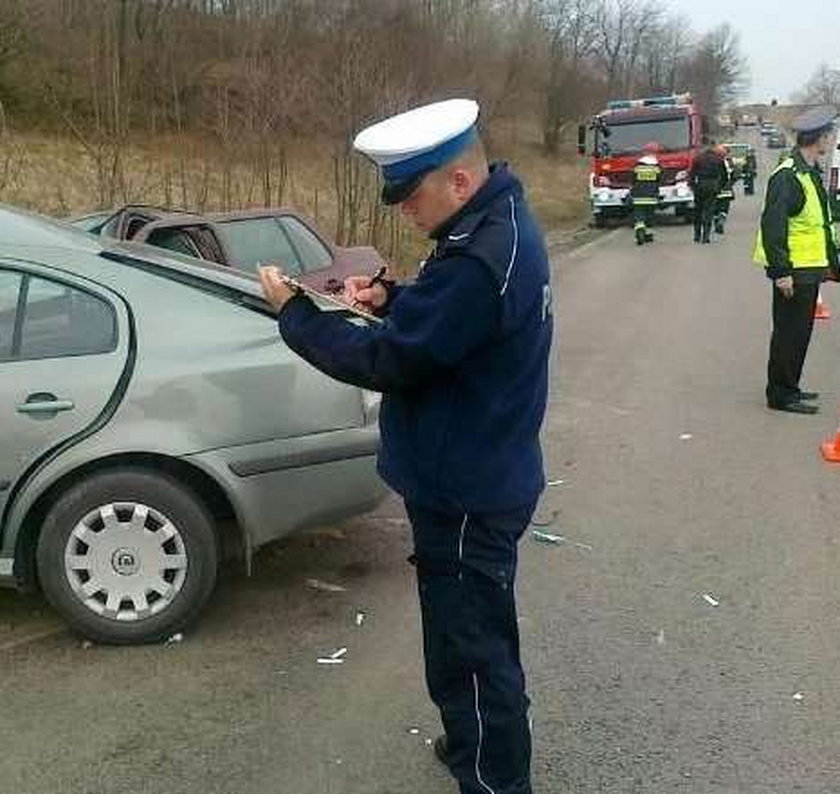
[{"left": 277, "top": 164, "right": 553, "bottom": 513}]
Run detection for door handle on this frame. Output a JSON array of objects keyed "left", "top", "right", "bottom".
[{"left": 16, "top": 394, "right": 75, "bottom": 415}]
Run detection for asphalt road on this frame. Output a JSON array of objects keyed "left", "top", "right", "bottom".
[{"left": 3, "top": 143, "right": 840, "bottom": 793}]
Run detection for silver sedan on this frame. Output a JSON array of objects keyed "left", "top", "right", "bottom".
[{"left": 0, "top": 205, "right": 386, "bottom": 644}]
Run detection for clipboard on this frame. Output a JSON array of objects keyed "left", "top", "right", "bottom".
[{"left": 279, "top": 274, "right": 384, "bottom": 325}]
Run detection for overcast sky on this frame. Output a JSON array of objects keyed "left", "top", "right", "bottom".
[{"left": 662, "top": 0, "right": 840, "bottom": 104}]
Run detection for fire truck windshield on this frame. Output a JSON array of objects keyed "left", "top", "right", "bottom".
[{"left": 600, "top": 117, "right": 690, "bottom": 154}]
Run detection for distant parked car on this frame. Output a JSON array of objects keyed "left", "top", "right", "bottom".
[
  {"left": 1, "top": 205, "right": 386, "bottom": 644},
  {"left": 721, "top": 142, "right": 753, "bottom": 179},
  {"left": 767, "top": 131, "right": 788, "bottom": 149},
  {"left": 69, "top": 205, "right": 386, "bottom": 295}
]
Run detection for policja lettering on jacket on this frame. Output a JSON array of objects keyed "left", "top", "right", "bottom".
[{"left": 259, "top": 97, "right": 552, "bottom": 794}]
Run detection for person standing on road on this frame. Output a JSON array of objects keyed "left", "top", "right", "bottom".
[
  {"left": 714, "top": 145, "right": 736, "bottom": 235},
  {"left": 743, "top": 146, "right": 758, "bottom": 196},
  {"left": 755, "top": 108, "right": 839, "bottom": 415},
  {"left": 258, "top": 98, "right": 552, "bottom": 794},
  {"left": 629, "top": 142, "right": 663, "bottom": 245},
  {"left": 689, "top": 144, "right": 726, "bottom": 243}
]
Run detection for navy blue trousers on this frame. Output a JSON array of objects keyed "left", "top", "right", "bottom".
[{"left": 406, "top": 501, "right": 535, "bottom": 794}]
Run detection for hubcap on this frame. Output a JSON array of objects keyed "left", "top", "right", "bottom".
[{"left": 63, "top": 502, "right": 189, "bottom": 622}]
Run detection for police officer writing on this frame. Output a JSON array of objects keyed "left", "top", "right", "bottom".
[
  {"left": 755, "top": 108, "right": 839, "bottom": 414},
  {"left": 689, "top": 144, "right": 726, "bottom": 243},
  {"left": 258, "top": 99, "right": 552, "bottom": 794}
]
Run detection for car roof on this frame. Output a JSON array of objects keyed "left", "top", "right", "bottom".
[
  {"left": 0, "top": 203, "right": 266, "bottom": 302},
  {"left": 205, "top": 207, "right": 303, "bottom": 222}
]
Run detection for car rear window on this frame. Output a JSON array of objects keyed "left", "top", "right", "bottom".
[
  {"left": 215, "top": 218, "right": 303, "bottom": 275},
  {"left": 19, "top": 276, "right": 117, "bottom": 360},
  {"left": 278, "top": 216, "right": 333, "bottom": 273}
]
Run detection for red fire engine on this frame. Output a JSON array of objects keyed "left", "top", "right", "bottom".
[{"left": 578, "top": 93, "right": 709, "bottom": 226}]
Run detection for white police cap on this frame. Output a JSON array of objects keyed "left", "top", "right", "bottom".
[
  {"left": 791, "top": 107, "right": 836, "bottom": 135},
  {"left": 353, "top": 98, "right": 480, "bottom": 204}
]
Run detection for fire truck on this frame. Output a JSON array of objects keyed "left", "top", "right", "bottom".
[{"left": 578, "top": 93, "right": 709, "bottom": 226}]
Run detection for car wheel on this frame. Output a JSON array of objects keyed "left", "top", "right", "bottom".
[{"left": 36, "top": 468, "right": 218, "bottom": 645}]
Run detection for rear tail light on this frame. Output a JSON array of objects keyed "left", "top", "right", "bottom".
[{"left": 830, "top": 168, "right": 838, "bottom": 195}]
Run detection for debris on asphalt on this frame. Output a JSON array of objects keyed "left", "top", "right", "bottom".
[
  {"left": 531, "top": 529, "right": 593, "bottom": 551},
  {"left": 80, "top": 640, "right": 94, "bottom": 650},
  {"left": 701, "top": 593, "right": 720, "bottom": 607},
  {"left": 546, "top": 479, "right": 565, "bottom": 487},
  {"left": 656, "top": 629, "right": 665, "bottom": 646},
  {"left": 679, "top": 433, "right": 693, "bottom": 441},
  {"left": 165, "top": 632, "right": 184, "bottom": 645},
  {"left": 330, "top": 647, "right": 347, "bottom": 659},
  {"left": 425, "top": 738, "right": 433, "bottom": 746},
  {"left": 306, "top": 578, "right": 347, "bottom": 593},
  {"left": 530, "top": 510, "right": 560, "bottom": 528},
  {"left": 355, "top": 611, "right": 366, "bottom": 626},
  {"left": 793, "top": 692, "right": 804, "bottom": 702},
  {"left": 408, "top": 728, "right": 420, "bottom": 735}
]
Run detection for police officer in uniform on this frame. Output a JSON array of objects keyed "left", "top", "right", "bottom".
[
  {"left": 629, "top": 143, "right": 662, "bottom": 245},
  {"left": 713, "top": 145, "right": 736, "bottom": 235},
  {"left": 755, "top": 108, "right": 839, "bottom": 414},
  {"left": 258, "top": 99, "right": 552, "bottom": 794},
  {"left": 689, "top": 144, "right": 726, "bottom": 243}
]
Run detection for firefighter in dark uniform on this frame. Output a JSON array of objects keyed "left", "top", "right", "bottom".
[
  {"left": 689, "top": 144, "right": 726, "bottom": 243},
  {"left": 258, "top": 99, "right": 552, "bottom": 794},
  {"left": 714, "top": 144, "right": 736, "bottom": 234},
  {"left": 630, "top": 143, "right": 662, "bottom": 245},
  {"left": 755, "top": 108, "right": 838, "bottom": 414},
  {"left": 742, "top": 146, "right": 757, "bottom": 196}
]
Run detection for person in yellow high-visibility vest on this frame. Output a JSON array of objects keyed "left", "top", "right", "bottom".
[{"left": 754, "top": 108, "right": 839, "bottom": 414}]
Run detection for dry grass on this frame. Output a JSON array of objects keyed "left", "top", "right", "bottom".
[{"left": 0, "top": 125, "right": 589, "bottom": 271}]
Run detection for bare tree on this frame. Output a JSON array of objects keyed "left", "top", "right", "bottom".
[
  {"left": 540, "top": 0, "right": 599, "bottom": 153},
  {"left": 681, "top": 23, "right": 748, "bottom": 118},
  {"left": 795, "top": 64, "right": 840, "bottom": 108}
]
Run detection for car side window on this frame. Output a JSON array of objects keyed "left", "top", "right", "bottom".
[
  {"left": 147, "top": 227, "right": 203, "bottom": 259},
  {"left": 18, "top": 275, "right": 117, "bottom": 361},
  {"left": 0, "top": 270, "right": 22, "bottom": 362},
  {"left": 215, "top": 218, "right": 303, "bottom": 275},
  {"left": 279, "top": 216, "right": 333, "bottom": 273}
]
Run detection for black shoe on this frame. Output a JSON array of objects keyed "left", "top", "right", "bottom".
[
  {"left": 433, "top": 735, "right": 454, "bottom": 777},
  {"left": 798, "top": 391, "right": 820, "bottom": 401},
  {"left": 693, "top": 234, "right": 701, "bottom": 243},
  {"left": 767, "top": 401, "right": 820, "bottom": 414}
]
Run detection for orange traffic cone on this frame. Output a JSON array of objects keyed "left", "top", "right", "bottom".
[
  {"left": 821, "top": 421, "right": 840, "bottom": 461},
  {"left": 815, "top": 290, "right": 831, "bottom": 320}
]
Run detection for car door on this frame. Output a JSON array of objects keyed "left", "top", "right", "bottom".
[{"left": 0, "top": 261, "right": 131, "bottom": 521}]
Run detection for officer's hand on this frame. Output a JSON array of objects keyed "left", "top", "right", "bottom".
[
  {"left": 775, "top": 276, "right": 794, "bottom": 299},
  {"left": 258, "top": 265, "right": 298, "bottom": 311},
  {"left": 343, "top": 275, "right": 388, "bottom": 311}
]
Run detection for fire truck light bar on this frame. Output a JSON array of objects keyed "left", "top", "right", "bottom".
[{"left": 606, "top": 93, "right": 693, "bottom": 110}]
